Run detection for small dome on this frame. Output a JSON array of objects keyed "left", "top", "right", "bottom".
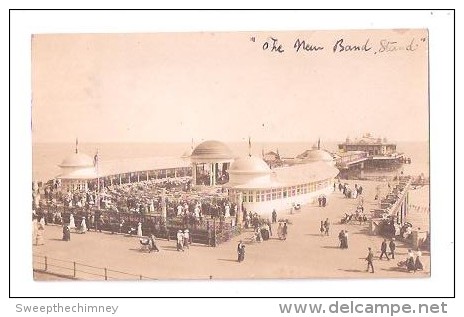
[
  {"left": 181, "top": 148, "right": 193, "bottom": 158},
  {"left": 229, "top": 156, "right": 271, "bottom": 174},
  {"left": 296, "top": 149, "right": 334, "bottom": 162},
  {"left": 191, "top": 140, "right": 233, "bottom": 160},
  {"left": 59, "top": 152, "right": 94, "bottom": 168}
]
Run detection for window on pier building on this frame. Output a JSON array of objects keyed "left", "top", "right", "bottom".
[
  {"left": 249, "top": 191, "right": 254, "bottom": 203},
  {"left": 277, "top": 188, "right": 282, "bottom": 199},
  {"left": 283, "top": 187, "right": 288, "bottom": 198},
  {"left": 266, "top": 190, "right": 271, "bottom": 201},
  {"left": 256, "top": 191, "right": 261, "bottom": 202},
  {"left": 303, "top": 184, "right": 308, "bottom": 194}
]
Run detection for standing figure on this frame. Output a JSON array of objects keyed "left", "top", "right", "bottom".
[
  {"left": 149, "top": 234, "right": 159, "bottom": 252},
  {"left": 272, "top": 210, "right": 277, "bottom": 223},
  {"left": 80, "top": 217, "right": 87, "bottom": 234},
  {"left": 282, "top": 222, "right": 288, "bottom": 240},
  {"left": 137, "top": 222, "right": 143, "bottom": 237},
  {"left": 389, "top": 238, "right": 396, "bottom": 259},
  {"left": 256, "top": 228, "right": 262, "bottom": 243},
  {"left": 183, "top": 229, "right": 190, "bottom": 249},
  {"left": 224, "top": 204, "right": 230, "bottom": 218},
  {"left": 240, "top": 245, "right": 246, "bottom": 262},
  {"left": 277, "top": 222, "right": 283, "bottom": 240},
  {"left": 339, "top": 230, "right": 348, "bottom": 249},
  {"left": 36, "top": 218, "right": 45, "bottom": 245},
  {"left": 338, "top": 230, "right": 345, "bottom": 248},
  {"left": 320, "top": 221, "right": 325, "bottom": 236},
  {"left": 415, "top": 249, "right": 423, "bottom": 271},
  {"left": 379, "top": 239, "right": 390, "bottom": 260},
  {"left": 324, "top": 218, "right": 330, "bottom": 236},
  {"left": 62, "top": 224, "right": 71, "bottom": 241},
  {"left": 366, "top": 247, "right": 374, "bottom": 273},
  {"left": 69, "top": 213, "right": 76, "bottom": 229},
  {"left": 177, "top": 230, "right": 184, "bottom": 251},
  {"left": 237, "top": 240, "right": 244, "bottom": 262},
  {"left": 406, "top": 249, "right": 416, "bottom": 272}
]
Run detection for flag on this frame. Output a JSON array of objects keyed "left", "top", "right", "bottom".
[
  {"left": 248, "top": 137, "right": 251, "bottom": 156},
  {"left": 94, "top": 149, "right": 99, "bottom": 166}
]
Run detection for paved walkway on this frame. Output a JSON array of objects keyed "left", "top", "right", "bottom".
[{"left": 33, "top": 180, "right": 430, "bottom": 280}]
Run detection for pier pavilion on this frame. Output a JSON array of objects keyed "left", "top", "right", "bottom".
[{"left": 225, "top": 155, "right": 339, "bottom": 216}]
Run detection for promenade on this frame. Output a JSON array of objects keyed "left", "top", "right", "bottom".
[{"left": 33, "top": 180, "right": 430, "bottom": 280}]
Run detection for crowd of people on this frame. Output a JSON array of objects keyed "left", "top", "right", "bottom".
[{"left": 337, "top": 182, "right": 363, "bottom": 199}]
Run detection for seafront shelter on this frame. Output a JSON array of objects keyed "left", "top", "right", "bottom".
[
  {"left": 225, "top": 155, "right": 339, "bottom": 216},
  {"left": 189, "top": 140, "right": 235, "bottom": 187},
  {"left": 56, "top": 146, "right": 191, "bottom": 192},
  {"left": 57, "top": 149, "right": 98, "bottom": 192},
  {"left": 293, "top": 148, "right": 336, "bottom": 166}
]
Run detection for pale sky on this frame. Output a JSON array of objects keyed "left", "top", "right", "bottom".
[{"left": 32, "top": 29, "right": 429, "bottom": 143}]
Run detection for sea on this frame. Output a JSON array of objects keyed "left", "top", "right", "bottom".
[{"left": 32, "top": 141, "right": 429, "bottom": 183}]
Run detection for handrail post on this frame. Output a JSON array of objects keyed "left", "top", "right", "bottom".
[
  {"left": 73, "top": 262, "right": 76, "bottom": 278},
  {"left": 213, "top": 219, "right": 217, "bottom": 247},
  {"left": 140, "top": 275, "right": 142, "bottom": 280},
  {"left": 104, "top": 268, "right": 108, "bottom": 280},
  {"left": 44, "top": 256, "right": 48, "bottom": 271}
]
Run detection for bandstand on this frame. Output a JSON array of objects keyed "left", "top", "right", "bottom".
[{"left": 189, "top": 140, "right": 235, "bottom": 186}]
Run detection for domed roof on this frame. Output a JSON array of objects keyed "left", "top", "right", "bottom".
[
  {"left": 296, "top": 149, "right": 334, "bottom": 162},
  {"left": 190, "top": 140, "right": 234, "bottom": 161},
  {"left": 181, "top": 148, "right": 193, "bottom": 159},
  {"left": 59, "top": 152, "right": 94, "bottom": 168},
  {"left": 229, "top": 156, "right": 271, "bottom": 174}
]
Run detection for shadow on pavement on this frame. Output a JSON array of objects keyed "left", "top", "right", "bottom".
[
  {"left": 338, "top": 269, "right": 365, "bottom": 273},
  {"left": 161, "top": 246, "right": 184, "bottom": 252},
  {"left": 218, "top": 258, "right": 238, "bottom": 263}
]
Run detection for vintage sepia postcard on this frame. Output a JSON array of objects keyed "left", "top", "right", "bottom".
[{"left": 31, "top": 29, "right": 429, "bottom": 281}]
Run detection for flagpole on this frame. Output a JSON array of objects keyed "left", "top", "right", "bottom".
[
  {"left": 95, "top": 149, "right": 100, "bottom": 210},
  {"left": 248, "top": 136, "right": 251, "bottom": 157}
]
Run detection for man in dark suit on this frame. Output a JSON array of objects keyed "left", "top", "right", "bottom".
[
  {"left": 366, "top": 247, "right": 374, "bottom": 273},
  {"left": 379, "top": 239, "right": 390, "bottom": 260},
  {"left": 389, "top": 238, "right": 396, "bottom": 259}
]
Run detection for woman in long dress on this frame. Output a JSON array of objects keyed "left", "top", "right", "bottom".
[
  {"left": 277, "top": 222, "right": 283, "bottom": 240},
  {"left": 137, "top": 222, "right": 143, "bottom": 237},
  {"left": 80, "top": 218, "right": 87, "bottom": 233},
  {"left": 63, "top": 225, "right": 71, "bottom": 241},
  {"left": 406, "top": 250, "right": 416, "bottom": 272},
  {"left": 69, "top": 213, "right": 76, "bottom": 229},
  {"left": 415, "top": 249, "right": 424, "bottom": 271}
]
